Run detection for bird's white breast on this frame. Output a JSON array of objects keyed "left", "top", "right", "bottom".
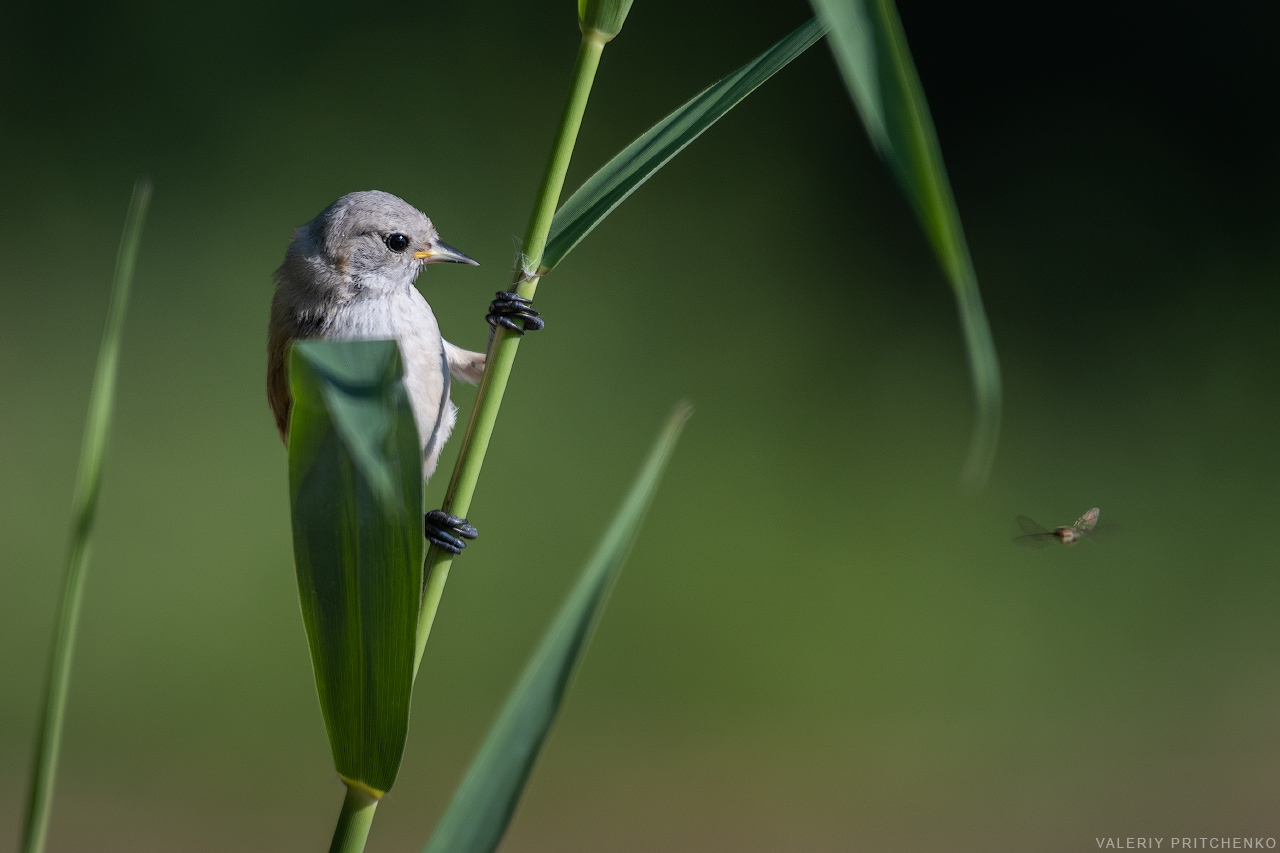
[{"left": 324, "top": 286, "right": 455, "bottom": 480}]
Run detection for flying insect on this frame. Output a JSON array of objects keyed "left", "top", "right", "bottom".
[{"left": 1013, "top": 507, "right": 1100, "bottom": 548}]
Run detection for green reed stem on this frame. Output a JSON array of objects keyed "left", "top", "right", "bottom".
[
  {"left": 415, "top": 30, "right": 608, "bottom": 673},
  {"left": 21, "top": 179, "right": 151, "bottom": 853},
  {"left": 328, "top": 785, "right": 380, "bottom": 853}
]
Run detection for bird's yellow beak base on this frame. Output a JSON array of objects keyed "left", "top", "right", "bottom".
[{"left": 414, "top": 241, "right": 479, "bottom": 265}]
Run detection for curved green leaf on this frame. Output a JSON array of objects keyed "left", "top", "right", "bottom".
[
  {"left": 423, "top": 404, "right": 692, "bottom": 853},
  {"left": 811, "top": 0, "right": 1002, "bottom": 490},
  {"left": 542, "top": 18, "right": 827, "bottom": 273},
  {"left": 288, "top": 339, "right": 424, "bottom": 797}
]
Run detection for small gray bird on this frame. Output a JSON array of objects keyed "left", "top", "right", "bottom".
[{"left": 268, "top": 190, "right": 542, "bottom": 553}]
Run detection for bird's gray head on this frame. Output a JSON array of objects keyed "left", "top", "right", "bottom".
[{"left": 281, "top": 190, "right": 477, "bottom": 298}]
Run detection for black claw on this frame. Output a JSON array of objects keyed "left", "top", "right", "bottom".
[
  {"left": 425, "top": 510, "right": 479, "bottom": 554},
  {"left": 425, "top": 510, "right": 478, "bottom": 539},
  {"left": 518, "top": 314, "right": 546, "bottom": 332},
  {"left": 486, "top": 291, "right": 544, "bottom": 336},
  {"left": 493, "top": 290, "right": 532, "bottom": 307},
  {"left": 487, "top": 314, "right": 523, "bottom": 334},
  {"left": 427, "top": 529, "right": 466, "bottom": 554}
]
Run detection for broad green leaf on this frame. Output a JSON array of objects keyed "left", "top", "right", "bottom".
[
  {"left": 22, "top": 179, "right": 151, "bottom": 853},
  {"left": 542, "top": 18, "right": 827, "bottom": 273},
  {"left": 423, "top": 404, "right": 692, "bottom": 853},
  {"left": 288, "top": 339, "right": 424, "bottom": 797},
  {"left": 811, "top": 0, "right": 1002, "bottom": 490}
]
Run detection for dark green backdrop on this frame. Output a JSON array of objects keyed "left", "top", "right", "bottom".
[{"left": 2, "top": 1, "right": 1278, "bottom": 850}]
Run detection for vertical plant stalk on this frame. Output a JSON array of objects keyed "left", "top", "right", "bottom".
[
  {"left": 415, "top": 30, "right": 608, "bottom": 673},
  {"left": 328, "top": 786, "right": 380, "bottom": 853},
  {"left": 21, "top": 179, "right": 152, "bottom": 853}
]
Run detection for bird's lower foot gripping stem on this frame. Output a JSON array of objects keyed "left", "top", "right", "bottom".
[
  {"left": 485, "top": 291, "right": 544, "bottom": 335},
  {"left": 425, "top": 510, "right": 478, "bottom": 554}
]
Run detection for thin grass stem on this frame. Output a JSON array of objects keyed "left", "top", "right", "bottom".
[
  {"left": 327, "top": 785, "right": 380, "bottom": 853},
  {"left": 21, "top": 179, "right": 151, "bottom": 853},
  {"left": 414, "top": 32, "right": 607, "bottom": 673}
]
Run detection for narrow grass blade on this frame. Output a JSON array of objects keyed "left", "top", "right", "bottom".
[
  {"left": 288, "top": 339, "right": 424, "bottom": 797},
  {"left": 542, "top": 18, "right": 827, "bottom": 273},
  {"left": 21, "top": 179, "right": 151, "bottom": 853},
  {"left": 423, "top": 403, "right": 692, "bottom": 853},
  {"left": 811, "top": 0, "right": 1002, "bottom": 490}
]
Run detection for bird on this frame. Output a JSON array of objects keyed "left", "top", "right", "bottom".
[{"left": 267, "top": 190, "right": 543, "bottom": 553}]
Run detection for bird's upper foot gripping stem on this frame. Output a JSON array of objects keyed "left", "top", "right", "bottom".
[{"left": 485, "top": 292, "right": 544, "bottom": 336}]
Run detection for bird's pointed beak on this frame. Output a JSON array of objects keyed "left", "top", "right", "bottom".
[{"left": 415, "top": 240, "right": 479, "bottom": 266}]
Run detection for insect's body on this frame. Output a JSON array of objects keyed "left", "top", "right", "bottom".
[
  {"left": 1054, "top": 525, "right": 1085, "bottom": 545},
  {"left": 1014, "top": 507, "right": 1100, "bottom": 549}
]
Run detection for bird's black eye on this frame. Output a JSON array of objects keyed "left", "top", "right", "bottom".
[{"left": 385, "top": 233, "right": 410, "bottom": 253}]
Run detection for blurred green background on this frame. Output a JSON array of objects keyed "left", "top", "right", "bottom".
[{"left": 3, "top": 0, "right": 1279, "bottom": 850}]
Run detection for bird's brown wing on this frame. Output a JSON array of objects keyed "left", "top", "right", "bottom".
[{"left": 266, "top": 326, "right": 293, "bottom": 443}]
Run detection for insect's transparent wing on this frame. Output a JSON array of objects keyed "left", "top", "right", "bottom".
[
  {"left": 1085, "top": 520, "right": 1122, "bottom": 543},
  {"left": 1073, "top": 507, "right": 1100, "bottom": 533},
  {"left": 1016, "top": 515, "right": 1050, "bottom": 536},
  {"left": 1013, "top": 515, "right": 1054, "bottom": 549}
]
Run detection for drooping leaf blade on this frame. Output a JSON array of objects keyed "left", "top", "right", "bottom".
[
  {"left": 811, "top": 0, "right": 1002, "bottom": 490},
  {"left": 542, "top": 18, "right": 827, "bottom": 273},
  {"left": 423, "top": 403, "right": 692, "bottom": 853},
  {"left": 21, "top": 179, "right": 151, "bottom": 853},
  {"left": 288, "top": 339, "right": 424, "bottom": 797}
]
